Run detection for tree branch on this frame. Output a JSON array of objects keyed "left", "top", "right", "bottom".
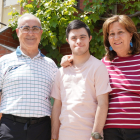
[
  {"left": 99, "top": 17, "right": 108, "bottom": 21},
  {"left": 127, "top": 11, "right": 140, "bottom": 18},
  {"left": 73, "top": 5, "right": 140, "bottom": 21},
  {"left": 99, "top": 11, "right": 140, "bottom": 21}
]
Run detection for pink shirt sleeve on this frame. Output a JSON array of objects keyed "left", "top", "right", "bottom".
[
  {"left": 94, "top": 63, "right": 112, "bottom": 96},
  {"left": 51, "top": 69, "right": 61, "bottom": 100}
]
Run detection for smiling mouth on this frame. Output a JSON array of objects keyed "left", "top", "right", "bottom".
[
  {"left": 26, "top": 38, "right": 35, "bottom": 40},
  {"left": 114, "top": 42, "right": 122, "bottom": 45},
  {"left": 75, "top": 46, "right": 82, "bottom": 48}
]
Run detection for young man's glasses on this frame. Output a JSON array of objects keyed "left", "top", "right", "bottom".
[{"left": 18, "top": 26, "right": 42, "bottom": 33}]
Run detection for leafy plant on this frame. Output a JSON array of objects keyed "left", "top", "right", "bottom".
[{"left": 8, "top": 0, "right": 140, "bottom": 65}]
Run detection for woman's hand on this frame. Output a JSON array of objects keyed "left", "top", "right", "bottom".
[
  {"left": 90, "top": 137, "right": 101, "bottom": 140},
  {"left": 60, "top": 55, "right": 73, "bottom": 68},
  {"left": 90, "top": 137, "right": 100, "bottom": 140}
]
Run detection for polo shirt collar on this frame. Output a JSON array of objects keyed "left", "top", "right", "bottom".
[
  {"left": 16, "top": 46, "right": 45, "bottom": 57},
  {"left": 16, "top": 46, "right": 22, "bottom": 56}
]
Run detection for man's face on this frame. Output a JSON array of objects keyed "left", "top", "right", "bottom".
[
  {"left": 66, "top": 28, "right": 92, "bottom": 56},
  {"left": 16, "top": 16, "right": 43, "bottom": 50}
]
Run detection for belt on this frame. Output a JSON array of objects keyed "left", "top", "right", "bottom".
[{"left": 2, "top": 114, "right": 50, "bottom": 130}]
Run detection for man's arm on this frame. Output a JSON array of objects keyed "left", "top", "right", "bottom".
[
  {"left": 51, "top": 98, "right": 62, "bottom": 139},
  {"left": 60, "top": 55, "right": 73, "bottom": 67},
  {"left": 90, "top": 93, "right": 109, "bottom": 140}
]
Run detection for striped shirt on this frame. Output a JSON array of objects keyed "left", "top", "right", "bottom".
[
  {"left": 0, "top": 46, "right": 58, "bottom": 117},
  {"left": 102, "top": 54, "right": 140, "bottom": 129}
]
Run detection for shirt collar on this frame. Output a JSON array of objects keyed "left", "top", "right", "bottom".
[{"left": 16, "top": 46, "right": 45, "bottom": 57}]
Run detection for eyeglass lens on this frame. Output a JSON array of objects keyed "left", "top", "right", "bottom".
[{"left": 21, "top": 26, "right": 40, "bottom": 33}]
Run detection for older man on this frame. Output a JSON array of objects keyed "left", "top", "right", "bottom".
[{"left": 0, "top": 13, "right": 58, "bottom": 140}]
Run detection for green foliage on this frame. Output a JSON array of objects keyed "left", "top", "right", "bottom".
[
  {"left": 8, "top": 0, "right": 140, "bottom": 63},
  {"left": 9, "top": 0, "right": 78, "bottom": 65},
  {"left": 80, "top": 0, "right": 140, "bottom": 59}
]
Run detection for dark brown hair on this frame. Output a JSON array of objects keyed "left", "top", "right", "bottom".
[
  {"left": 103, "top": 15, "right": 140, "bottom": 61},
  {"left": 66, "top": 20, "right": 91, "bottom": 39}
]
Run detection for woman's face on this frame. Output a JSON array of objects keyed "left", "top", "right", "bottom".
[{"left": 108, "top": 22, "right": 133, "bottom": 57}]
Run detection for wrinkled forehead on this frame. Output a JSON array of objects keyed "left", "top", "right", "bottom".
[
  {"left": 19, "top": 16, "right": 41, "bottom": 27},
  {"left": 108, "top": 21, "right": 126, "bottom": 32}
]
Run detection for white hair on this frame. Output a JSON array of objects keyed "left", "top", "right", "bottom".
[{"left": 17, "top": 13, "right": 42, "bottom": 27}]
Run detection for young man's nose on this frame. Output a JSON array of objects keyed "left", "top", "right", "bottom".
[{"left": 76, "top": 38, "right": 81, "bottom": 43}]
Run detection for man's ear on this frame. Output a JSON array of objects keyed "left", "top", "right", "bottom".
[
  {"left": 89, "top": 35, "right": 92, "bottom": 42},
  {"left": 40, "top": 29, "right": 43, "bottom": 35},
  {"left": 66, "top": 38, "right": 69, "bottom": 43},
  {"left": 16, "top": 28, "right": 19, "bottom": 37}
]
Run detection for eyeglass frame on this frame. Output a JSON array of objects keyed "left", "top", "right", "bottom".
[{"left": 18, "top": 25, "right": 42, "bottom": 33}]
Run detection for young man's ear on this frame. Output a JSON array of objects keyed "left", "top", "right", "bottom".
[
  {"left": 89, "top": 35, "right": 92, "bottom": 42},
  {"left": 66, "top": 38, "right": 69, "bottom": 43}
]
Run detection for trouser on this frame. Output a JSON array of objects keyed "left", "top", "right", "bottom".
[
  {"left": 0, "top": 114, "right": 51, "bottom": 140},
  {"left": 104, "top": 128, "right": 140, "bottom": 140}
]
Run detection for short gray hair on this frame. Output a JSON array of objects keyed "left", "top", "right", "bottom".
[{"left": 17, "top": 13, "right": 41, "bottom": 27}]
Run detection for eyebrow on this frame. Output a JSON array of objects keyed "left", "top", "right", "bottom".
[
  {"left": 109, "top": 28, "right": 124, "bottom": 33},
  {"left": 23, "top": 26, "right": 39, "bottom": 27},
  {"left": 71, "top": 34, "right": 87, "bottom": 37},
  {"left": 80, "top": 34, "right": 87, "bottom": 36}
]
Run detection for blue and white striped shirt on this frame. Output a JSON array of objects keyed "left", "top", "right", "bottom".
[{"left": 0, "top": 46, "right": 58, "bottom": 117}]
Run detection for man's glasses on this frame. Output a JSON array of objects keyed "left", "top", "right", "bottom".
[{"left": 18, "top": 26, "right": 42, "bottom": 33}]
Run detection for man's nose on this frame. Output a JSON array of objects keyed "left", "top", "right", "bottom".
[
  {"left": 76, "top": 38, "right": 81, "bottom": 43},
  {"left": 28, "top": 29, "right": 34, "bottom": 34}
]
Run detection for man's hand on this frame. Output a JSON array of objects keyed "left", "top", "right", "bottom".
[
  {"left": 60, "top": 55, "right": 73, "bottom": 67},
  {"left": 91, "top": 93, "right": 108, "bottom": 140},
  {"left": 51, "top": 99, "right": 62, "bottom": 139}
]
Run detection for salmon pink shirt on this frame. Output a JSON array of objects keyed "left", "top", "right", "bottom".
[{"left": 51, "top": 55, "right": 112, "bottom": 140}]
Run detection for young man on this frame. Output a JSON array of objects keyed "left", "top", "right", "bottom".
[{"left": 51, "top": 20, "right": 111, "bottom": 140}]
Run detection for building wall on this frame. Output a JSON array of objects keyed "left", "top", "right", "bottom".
[
  {"left": 0, "top": 0, "right": 3, "bottom": 29},
  {"left": 5, "top": 0, "right": 19, "bottom": 6},
  {"left": 0, "top": 0, "right": 21, "bottom": 29},
  {"left": 0, "top": 44, "right": 12, "bottom": 57},
  {"left": 0, "top": 27, "right": 19, "bottom": 48},
  {"left": 2, "top": 5, "right": 20, "bottom": 27}
]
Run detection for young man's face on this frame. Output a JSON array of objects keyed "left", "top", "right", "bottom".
[{"left": 66, "top": 28, "right": 92, "bottom": 56}]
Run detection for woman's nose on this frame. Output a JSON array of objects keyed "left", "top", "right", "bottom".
[{"left": 114, "top": 34, "right": 120, "bottom": 40}]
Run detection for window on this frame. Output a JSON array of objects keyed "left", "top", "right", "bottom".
[
  {"left": 3, "top": 0, "right": 6, "bottom": 7},
  {"left": 3, "top": 0, "right": 19, "bottom": 7}
]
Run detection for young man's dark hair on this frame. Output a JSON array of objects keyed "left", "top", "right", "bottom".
[{"left": 66, "top": 20, "right": 91, "bottom": 38}]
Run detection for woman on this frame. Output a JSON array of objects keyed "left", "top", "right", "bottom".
[
  {"left": 102, "top": 15, "right": 140, "bottom": 140},
  {"left": 61, "top": 15, "right": 140, "bottom": 140}
]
